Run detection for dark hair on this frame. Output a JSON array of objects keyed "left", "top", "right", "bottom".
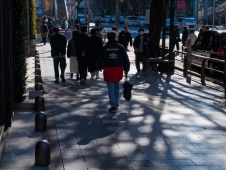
[
  {"left": 80, "top": 25, "right": 87, "bottom": 32},
  {"left": 75, "top": 24, "right": 80, "bottom": 31},
  {"left": 53, "top": 27, "right": 59, "bottom": 33},
  {"left": 99, "top": 26, "right": 102, "bottom": 31},
  {"left": 96, "top": 27, "right": 100, "bottom": 32},
  {"left": 182, "top": 26, "right": 187, "bottom": 30},
  {"left": 90, "top": 28, "right": 96, "bottom": 36},
  {"left": 112, "top": 26, "right": 118, "bottom": 31},
  {"left": 189, "top": 29, "right": 194, "bottom": 33},
  {"left": 138, "top": 28, "right": 144, "bottom": 32},
  {"left": 123, "top": 25, "right": 128, "bottom": 28},
  {"left": 205, "top": 26, "right": 209, "bottom": 30},
  {"left": 107, "top": 31, "right": 116, "bottom": 40},
  {"left": 72, "top": 30, "right": 79, "bottom": 40}
]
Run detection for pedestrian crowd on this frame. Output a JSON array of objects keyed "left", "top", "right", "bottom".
[{"left": 42, "top": 22, "right": 150, "bottom": 113}]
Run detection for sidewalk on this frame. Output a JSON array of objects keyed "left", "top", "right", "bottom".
[{"left": 1, "top": 42, "right": 226, "bottom": 170}]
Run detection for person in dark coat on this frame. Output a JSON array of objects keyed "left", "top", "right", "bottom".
[
  {"left": 75, "top": 25, "right": 89, "bottom": 84},
  {"left": 173, "top": 24, "right": 180, "bottom": 51},
  {"left": 47, "top": 20, "right": 54, "bottom": 39},
  {"left": 181, "top": 26, "right": 188, "bottom": 52},
  {"left": 133, "top": 28, "right": 149, "bottom": 75},
  {"left": 50, "top": 27, "right": 67, "bottom": 83},
  {"left": 101, "top": 31, "right": 130, "bottom": 113},
  {"left": 119, "top": 25, "right": 132, "bottom": 51},
  {"left": 88, "top": 28, "right": 103, "bottom": 80}
]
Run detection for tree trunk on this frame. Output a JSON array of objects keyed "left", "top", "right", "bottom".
[{"left": 149, "top": 0, "right": 167, "bottom": 55}]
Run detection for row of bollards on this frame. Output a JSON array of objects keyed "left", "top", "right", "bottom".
[{"left": 33, "top": 53, "right": 50, "bottom": 167}]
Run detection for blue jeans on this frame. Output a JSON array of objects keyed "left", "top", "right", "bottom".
[
  {"left": 106, "top": 82, "right": 119, "bottom": 107},
  {"left": 53, "top": 57, "right": 66, "bottom": 79}
]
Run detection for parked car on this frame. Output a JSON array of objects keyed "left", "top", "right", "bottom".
[
  {"left": 136, "top": 16, "right": 146, "bottom": 27},
  {"left": 128, "top": 16, "right": 137, "bottom": 26},
  {"left": 191, "top": 30, "right": 226, "bottom": 75},
  {"left": 119, "top": 16, "right": 125, "bottom": 24},
  {"left": 104, "top": 15, "right": 113, "bottom": 23},
  {"left": 165, "top": 18, "right": 177, "bottom": 34}
]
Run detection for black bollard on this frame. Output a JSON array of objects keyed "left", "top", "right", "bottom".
[
  {"left": 35, "top": 68, "right": 41, "bottom": 76},
  {"left": 34, "top": 95, "right": 45, "bottom": 112},
  {"left": 35, "top": 140, "right": 50, "bottom": 166},
  {"left": 35, "top": 56, "right": 39, "bottom": 59},
  {"left": 35, "top": 75, "right": 42, "bottom": 84},
  {"left": 35, "top": 83, "right": 43, "bottom": 90},
  {"left": 35, "top": 112, "right": 47, "bottom": 132},
  {"left": 35, "top": 59, "right": 40, "bottom": 64},
  {"left": 35, "top": 63, "right": 40, "bottom": 69}
]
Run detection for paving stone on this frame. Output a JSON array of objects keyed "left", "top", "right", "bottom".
[
  {"left": 133, "top": 167, "right": 179, "bottom": 170},
  {"left": 107, "top": 160, "right": 153, "bottom": 168},
  {"left": 150, "top": 159, "right": 195, "bottom": 166}
]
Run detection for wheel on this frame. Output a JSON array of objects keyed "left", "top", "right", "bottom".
[{"left": 209, "top": 62, "right": 215, "bottom": 75}]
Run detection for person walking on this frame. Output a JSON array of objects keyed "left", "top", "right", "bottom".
[
  {"left": 185, "top": 29, "right": 197, "bottom": 47},
  {"left": 50, "top": 27, "right": 67, "bottom": 84},
  {"left": 47, "top": 20, "right": 54, "bottom": 39},
  {"left": 181, "top": 26, "right": 189, "bottom": 51},
  {"left": 40, "top": 21, "right": 49, "bottom": 45},
  {"left": 101, "top": 31, "right": 130, "bottom": 113},
  {"left": 88, "top": 28, "right": 103, "bottom": 80},
  {"left": 133, "top": 28, "right": 149, "bottom": 75},
  {"left": 36, "top": 18, "right": 41, "bottom": 41},
  {"left": 119, "top": 25, "right": 132, "bottom": 51},
  {"left": 173, "top": 24, "right": 180, "bottom": 52},
  {"left": 67, "top": 30, "right": 79, "bottom": 79},
  {"left": 75, "top": 25, "right": 89, "bottom": 84}
]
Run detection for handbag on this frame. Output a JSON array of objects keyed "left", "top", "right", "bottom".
[{"left": 122, "top": 77, "right": 133, "bottom": 101}]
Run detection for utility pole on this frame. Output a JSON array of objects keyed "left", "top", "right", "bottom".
[{"left": 212, "top": 0, "right": 215, "bottom": 28}]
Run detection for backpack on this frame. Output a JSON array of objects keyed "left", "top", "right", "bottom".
[{"left": 42, "top": 24, "right": 48, "bottom": 32}]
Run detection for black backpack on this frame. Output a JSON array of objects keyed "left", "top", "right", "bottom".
[{"left": 42, "top": 24, "right": 48, "bottom": 32}]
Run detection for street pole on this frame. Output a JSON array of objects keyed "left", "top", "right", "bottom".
[
  {"left": 88, "top": 0, "right": 91, "bottom": 32},
  {"left": 115, "top": 0, "right": 119, "bottom": 29},
  {"left": 212, "top": 0, "right": 215, "bottom": 28}
]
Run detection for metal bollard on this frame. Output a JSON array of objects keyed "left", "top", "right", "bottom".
[
  {"left": 35, "top": 140, "right": 50, "bottom": 166},
  {"left": 35, "top": 112, "right": 47, "bottom": 132},
  {"left": 35, "top": 83, "right": 43, "bottom": 90},
  {"left": 35, "top": 63, "right": 40, "bottom": 69},
  {"left": 35, "top": 59, "right": 40, "bottom": 64},
  {"left": 35, "top": 68, "right": 41, "bottom": 76},
  {"left": 35, "top": 75, "right": 42, "bottom": 84},
  {"left": 34, "top": 95, "right": 45, "bottom": 112}
]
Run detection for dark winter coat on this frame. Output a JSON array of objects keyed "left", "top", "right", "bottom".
[
  {"left": 119, "top": 31, "right": 132, "bottom": 46},
  {"left": 101, "top": 40, "right": 130, "bottom": 82},
  {"left": 50, "top": 33, "right": 67, "bottom": 57},
  {"left": 182, "top": 30, "right": 188, "bottom": 46},
  {"left": 88, "top": 35, "right": 103, "bottom": 72},
  {"left": 75, "top": 33, "right": 89, "bottom": 61},
  {"left": 133, "top": 35, "right": 149, "bottom": 54},
  {"left": 67, "top": 39, "right": 77, "bottom": 58},
  {"left": 173, "top": 28, "right": 180, "bottom": 42}
]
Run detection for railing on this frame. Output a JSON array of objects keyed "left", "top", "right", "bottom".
[{"left": 173, "top": 42, "right": 226, "bottom": 98}]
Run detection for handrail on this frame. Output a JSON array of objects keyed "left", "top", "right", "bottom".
[{"left": 173, "top": 49, "right": 226, "bottom": 98}]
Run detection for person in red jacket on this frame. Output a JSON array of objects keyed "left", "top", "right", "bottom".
[{"left": 101, "top": 31, "right": 130, "bottom": 113}]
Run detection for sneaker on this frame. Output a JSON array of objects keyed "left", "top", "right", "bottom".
[
  {"left": 80, "top": 79, "right": 85, "bottom": 84},
  {"left": 61, "top": 75, "right": 66, "bottom": 82},
  {"left": 55, "top": 78, "right": 59, "bottom": 84},
  {"left": 109, "top": 107, "right": 117, "bottom": 113},
  {"left": 96, "top": 75, "right": 100, "bottom": 79}
]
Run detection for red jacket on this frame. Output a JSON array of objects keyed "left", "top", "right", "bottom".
[{"left": 102, "top": 40, "right": 130, "bottom": 82}]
